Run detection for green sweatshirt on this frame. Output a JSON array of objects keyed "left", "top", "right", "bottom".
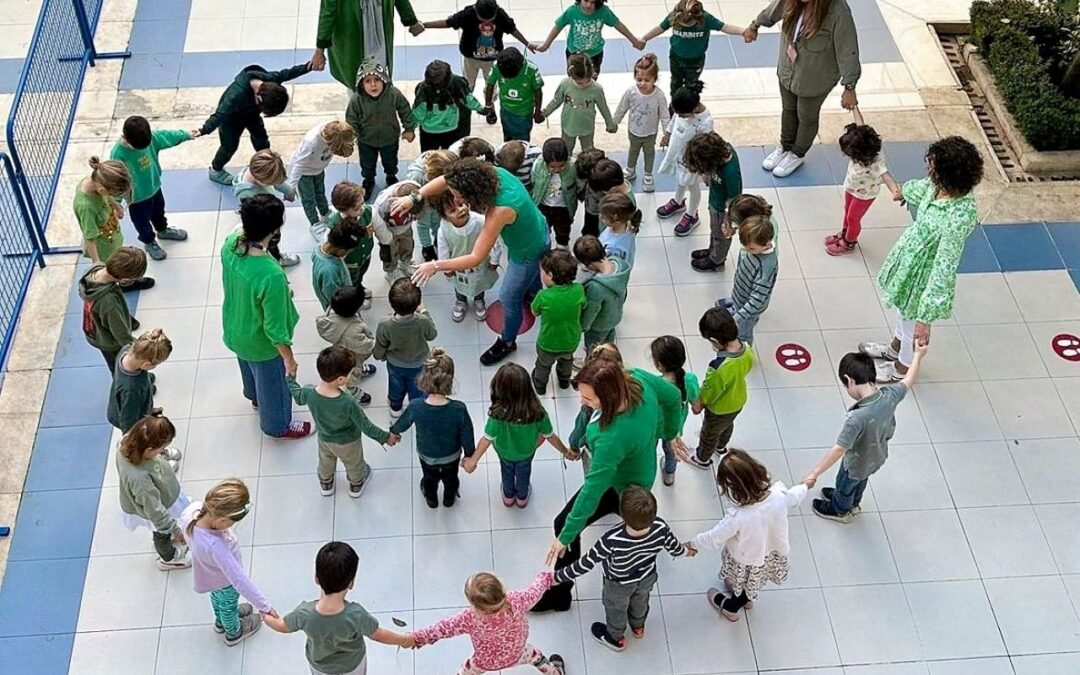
[
  {"left": 78, "top": 266, "right": 133, "bottom": 353},
  {"left": 200, "top": 63, "right": 312, "bottom": 135},
  {"left": 109, "top": 130, "right": 191, "bottom": 204},
  {"left": 542, "top": 79, "right": 614, "bottom": 138},
  {"left": 311, "top": 246, "right": 351, "bottom": 311},
  {"left": 107, "top": 345, "right": 153, "bottom": 433},
  {"left": 327, "top": 209, "right": 375, "bottom": 284},
  {"left": 698, "top": 344, "right": 754, "bottom": 414},
  {"left": 530, "top": 160, "right": 578, "bottom": 215},
  {"left": 707, "top": 146, "right": 743, "bottom": 213},
  {"left": 345, "top": 85, "right": 415, "bottom": 148},
  {"left": 117, "top": 453, "right": 182, "bottom": 532},
  {"left": 755, "top": 0, "right": 861, "bottom": 97},
  {"left": 581, "top": 257, "right": 631, "bottom": 334},
  {"left": 221, "top": 232, "right": 300, "bottom": 362},
  {"left": 287, "top": 378, "right": 391, "bottom": 444},
  {"left": 413, "top": 76, "right": 483, "bottom": 133},
  {"left": 531, "top": 283, "right": 586, "bottom": 353}
]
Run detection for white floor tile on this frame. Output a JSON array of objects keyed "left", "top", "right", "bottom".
[
  {"left": 1034, "top": 503, "right": 1080, "bottom": 574},
  {"left": 826, "top": 583, "right": 922, "bottom": 664},
  {"left": 77, "top": 554, "right": 168, "bottom": 632},
  {"left": 927, "top": 657, "right": 1015, "bottom": 675},
  {"left": 984, "top": 377, "right": 1075, "bottom": 440},
  {"left": 959, "top": 506, "right": 1057, "bottom": 578},
  {"left": 805, "top": 513, "right": 900, "bottom": 586},
  {"left": 882, "top": 510, "right": 978, "bottom": 582},
  {"left": 1010, "top": 437, "right": 1080, "bottom": 503},
  {"left": 869, "top": 444, "right": 953, "bottom": 512},
  {"left": 412, "top": 532, "right": 494, "bottom": 610},
  {"left": 70, "top": 628, "right": 160, "bottom": 675},
  {"left": 252, "top": 473, "right": 335, "bottom": 546},
  {"left": 983, "top": 575, "right": 1080, "bottom": 654},
  {"left": 155, "top": 624, "right": 244, "bottom": 674},
  {"left": 914, "top": 382, "right": 1003, "bottom": 443},
  {"left": 960, "top": 323, "right": 1048, "bottom": 381},
  {"left": 745, "top": 587, "right": 841, "bottom": 671},
  {"left": 578, "top": 598, "right": 672, "bottom": 675},
  {"left": 904, "top": 580, "right": 1006, "bottom": 660},
  {"left": 660, "top": 592, "right": 758, "bottom": 674},
  {"left": 934, "top": 440, "right": 1029, "bottom": 508}
]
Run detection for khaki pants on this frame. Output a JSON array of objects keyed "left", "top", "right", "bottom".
[
  {"left": 317, "top": 437, "right": 368, "bottom": 484},
  {"left": 462, "top": 57, "right": 494, "bottom": 91},
  {"left": 696, "top": 408, "right": 741, "bottom": 462},
  {"left": 533, "top": 347, "right": 574, "bottom": 392}
]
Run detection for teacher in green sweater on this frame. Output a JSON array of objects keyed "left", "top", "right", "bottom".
[
  {"left": 311, "top": 0, "right": 426, "bottom": 88},
  {"left": 220, "top": 195, "right": 312, "bottom": 440},
  {"left": 532, "top": 348, "right": 687, "bottom": 612}
]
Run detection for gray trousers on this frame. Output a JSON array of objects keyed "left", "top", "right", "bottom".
[
  {"left": 561, "top": 133, "right": 594, "bottom": 155},
  {"left": 584, "top": 328, "right": 616, "bottom": 356},
  {"left": 603, "top": 571, "right": 657, "bottom": 639},
  {"left": 708, "top": 208, "right": 734, "bottom": 265},
  {"left": 779, "top": 84, "right": 830, "bottom": 158},
  {"left": 628, "top": 133, "right": 657, "bottom": 174},
  {"left": 533, "top": 347, "right": 574, "bottom": 391}
]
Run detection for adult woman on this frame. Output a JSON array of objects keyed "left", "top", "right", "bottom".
[
  {"left": 311, "top": 0, "right": 425, "bottom": 88},
  {"left": 533, "top": 345, "right": 687, "bottom": 612},
  {"left": 391, "top": 158, "right": 549, "bottom": 366},
  {"left": 744, "top": 0, "right": 861, "bottom": 177},
  {"left": 220, "top": 195, "right": 311, "bottom": 440}
]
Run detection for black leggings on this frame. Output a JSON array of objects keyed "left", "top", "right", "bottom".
[{"left": 538, "top": 486, "right": 622, "bottom": 606}]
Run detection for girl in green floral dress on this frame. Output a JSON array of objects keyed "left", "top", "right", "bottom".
[{"left": 860, "top": 136, "right": 984, "bottom": 381}]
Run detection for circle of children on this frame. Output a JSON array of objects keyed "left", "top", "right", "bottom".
[{"left": 72, "top": 0, "right": 986, "bottom": 673}]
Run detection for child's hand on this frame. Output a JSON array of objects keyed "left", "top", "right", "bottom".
[
  {"left": 535, "top": 42, "right": 549, "bottom": 53},
  {"left": 691, "top": 401, "right": 703, "bottom": 415},
  {"left": 632, "top": 38, "right": 646, "bottom": 51},
  {"left": 534, "top": 111, "right": 545, "bottom": 124},
  {"left": 285, "top": 360, "right": 298, "bottom": 378},
  {"left": 401, "top": 633, "right": 416, "bottom": 649},
  {"left": 402, "top": 129, "right": 416, "bottom": 143},
  {"left": 683, "top": 542, "right": 698, "bottom": 557},
  {"left": 564, "top": 447, "right": 581, "bottom": 462},
  {"left": 913, "top": 340, "right": 930, "bottom": 357},
  {"left": 606, "top": 123, "right": 618, "bottom": 134},
  {"left": 802, "top": 474, "right": 817, "bottom": 488},
  {"left": 283, "top": 192, "right": 296, "bottom": 202},
  {"left": 263, "top": 608, "right": 280, "bottom": 619},
  {"left": 461, "top": 457, "right": 477, "bottom": 473},
  {"left": 409, "top": 23, "right": 425, "bottom": 37},
  {"left": 189, "top": 129, "right": 202, "bottom": 139},
  {"left": 386, "top": 433, "right": 401, "bottom": 447},
  {"left": 721, "top": 216, "right": 734, "bottom": 238},
  {"left": 659, "top": 134, "right": 670, "bottom": 149},
  {"left": 891, "top": 189, "right": 906, "bottom": 206}
]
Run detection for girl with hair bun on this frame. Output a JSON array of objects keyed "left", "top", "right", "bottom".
[
  {"left": 107, "top": 329, "right": 173, "bottom": 434},
  {"left": 76, "top": 156, "right": 132, "bottom": 265},
  {"left": 641, "top": 0, "right": 747, "bottom": 97}
]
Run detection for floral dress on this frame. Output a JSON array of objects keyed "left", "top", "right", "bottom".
[{"left": 875, "top": 177, "right": 978, "bottom": 324}]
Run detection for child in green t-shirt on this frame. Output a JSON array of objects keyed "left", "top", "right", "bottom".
[
  {"left": 530, "top": 248, "right": 586, "bottom": 395},
  {"left": 324, "top": 181, "right": 375, "bottom": 308},
  {"left": 641, "top": 0, "right": 746, "bottom": 96},
  {"left": 462, "top": 363, "right": 574, "bottom": 507},
  {"left": 74, "top": 157, "right": 130, "bottom": 266},
  {"left": 650, "top": 335, "right": 701, "bottom": 486},
  {"left": 537, "top": 0, "right": 643, "bottom": 75},
  {"left": 483, "top": 47, "right": 545, "bottom": 142}
]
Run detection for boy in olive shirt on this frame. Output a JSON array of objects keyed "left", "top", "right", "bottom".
[
  {"left": 287, "top": 346, "right": 399, "bottom": 497},
  {"left": 373, "top": 278, "right": 438, "bottom": 417},
  {"left": 531, "top": 248, "right": 586, "bottom": 395},
  {"left": 265, "top": 541, "right": 414, "bottom": 673},
  {"left": 483, "top": 47, "right": 544, "bottom": 142}
]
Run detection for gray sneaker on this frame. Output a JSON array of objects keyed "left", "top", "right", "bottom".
[
  {"left": 208, "top": 167, "right": 234, "bottom": 185},
  {"left": 145, "top": 241, "right": 167, "bottom": 261},
  {"left": 223, "top": 613, "right": 262, "bottom": 646},
  {"left": 310, "top": 220, "right": 328, "bottom": 243},
  {"left": 157, "top": 227, "right": 188, "bottom": 241},
  {"left": 473, "top": 297, "right": 488, "bottom": 320},
  {"left": 278, "top": 252, "right": 301, "bottom": 267},
  {"left": 451, "top": 298, "right": 467, "bottom": 323},
  {"left": 157, "top": 544, "right": 191, "bottom": 571},
  {"left": 214, "top": 604, "right": 254, "bottom": 633}
]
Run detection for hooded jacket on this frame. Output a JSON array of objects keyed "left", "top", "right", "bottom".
[
  {"left": 345, "top": 59, "right": 415, "bottom": 148},
  {"left": 200, "top": 63, "right": 311, "bottom": 135},
  {"left": 316, "top": 310, "right": 376, "bottom": 363},
  {"left": 530, "top": 159, "right": 579, "bottom": 216},
  {"left": 581, "top": 256, "right": 631, "bottom": 334},
  {"left": 78, "top": 265, "right": 133, "bottom": 353}
]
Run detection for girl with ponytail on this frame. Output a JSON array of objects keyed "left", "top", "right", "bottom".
[
  {"left": 612, "top": 53, "right": 669, "bottom": 192},
  {"left": 650, "top": 335, "right": 701, "bottom": 485},
  {"left": 76, "top": 156, "right": 131, "bottom": 264}
]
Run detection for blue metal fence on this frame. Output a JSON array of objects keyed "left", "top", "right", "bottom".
[{"left": 0, "top": 153, "right": 45, "bottom": 369}]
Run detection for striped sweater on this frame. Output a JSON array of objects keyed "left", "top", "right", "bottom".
[
  {"left": 731, "top": 238, "right": 778, "bottom": 324},
  {"left": 555, "top": 518, "right": 685, "bottom": 585},
  {"left": 496, "top": 140, "right": 542, "bottom": 191}
]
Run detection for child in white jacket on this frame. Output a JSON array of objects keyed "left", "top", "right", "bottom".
[
  {"left": 436, "top": 196, "right": 502, "bottom": 323},
  {"left": 372, "top": 180, "right": 424, "bottom": 283},
  {"left": 685, "top": 449, "right": 811, "bottom": 621}
]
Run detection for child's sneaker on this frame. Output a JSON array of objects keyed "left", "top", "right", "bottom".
[
  {"left": 548, "top": 653, "right": 566, "bottom": 675},
  {"left": 473, "top": 297, "right": 488, "bottom": 320},
  {"left": 642, "top": 173, "right": 654, "bottom": 193},
  {"left": 157, "top": 227, "right": 188, "bottom": 241},
  {"left": 360, "top": 363, "right": 376, "bottom": 379},
  {"left": 811, "top": 498, "right": 856, "bottom": 523},
  {"left": 223, "top": 613, "right": 262, "bottom": 647},
  {"left": 452, "top": 297, "right": 468, "bottom": 323},
  {"left": 355, "top": 390, "right": 372, "bottom": 406},
  {"left": 278, "top": 252, "right": 301, "bottom": 267},
  {"left": 310, "top": 220, "right": 329, "bottom": 243},
  {"left": 691, "top": 256, "right": 722, "bottom": 272},
  {"left": 623, "top": 166, "right": 636, "bottom": 180},
  {"left": 214, "top": 604, "right": 254, "bottom": 633},
  {"left": 558, "top": 377, "right": 571, "bottom": 390},
  {"left": 362, "top": 180, "right": 376, "bottom": 201},
  {"left": 875, "top": 360, "right": 904, "bottom": 384},
  {"left": 145, "top": 241, "right": 167, "bottom": 261},
  {"left": 421, "top": 245, "right": 437, "bottom": 262},
  {"left": 389, "top": 405, "right": 402, "bottom": 419},
  {"left": 443, "top": 489, "right": 458, "bottom": 508},
  {"left": 706, "top": 587, "right": 741, "bottom": 622},
  {"left": 516, "top": 488, "right": 530, "bottom": 508},
  {"left": 819, "top": 488, "right": 861, "bottom": 515},
  {"left": 502, "top": 495, "right": 515, "bottom": 507},
  {"left": 157, "top": 544, "right": 191, "bottom": 571},
  {"left": 825, "top": 237, "right": 857, "bottom": 256},
  {"left": 661, "top": 470, "right": 675, "bottom": 487},
  {"left": 385, "top": 175, "right": 399, "bottom": 186},
  {"left": 631, "top": 625, "right": 645, "bottom": 639},
  {"left": 824, "top": 231, "right": 845, "bottom": 246},
  {"left": 656, "top": 198, "right": 685, "bottom": 219},
  {"left": 691, "top": 248, "right": 711, "bottom": 260},
  {"left": 686, "top": 451, "right": 713, "bottom": 470},
  {"left": 349, "top": 475, "right": 370, "bottom": 498},
  {"left": 425, "top": 492, "right": 439, "bottom": 509},
  {"left": 277, "top": 420, "right": 312, "bottom": 439},
  {"left": 761, "top": 146, "right": 785, "bottom": 172},
  {"left": 167, "top": 458, "right": 181, "bottom": 473},
  {"left": 858, "top": 341, "right": 899, "bottom": 361},
  {"left": 208, "top": 167, "right": 235, "bottom": 185},
  {"left": 162, "top": 447, "right": 182, "bottom": 461},
  {"left": 673, "top": 212, "right": 700, "bottom": 237},
  {"left": 319, "top": 476, "right": 335, "bottom": 496},
  {"left": 590, "top": 622, "right": 626, "bottom": 652}
]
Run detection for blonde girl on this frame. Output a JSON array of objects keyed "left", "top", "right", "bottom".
[
  {"left": 116, "top": 414, "right": 189, "bottom": 570},
  {"left": 389, "top": 349, "right": 476, "bottom": 509},
  {"left": 641, "top": 0, "right": 746, "bottom": 96},
  {"left": 181, "top": 478, "right": 274, "bottom": 646},
  {"left": 287, "top": 120, "right": 356, "bottom": 231},
  {"left": 107, "top": 329, "right": 173, "bottom": 434},
  {"left": 75, "top": 157, "right": 131, "bottom": 265},
  {"left": 612, "top": 54, "right": 669, "bottom": 192},
  {"left": 598, "top": 192, "right": 642, "bottom": 268},
  {"left": 234, "top": 149, "right": 299, "bottom": 266}
]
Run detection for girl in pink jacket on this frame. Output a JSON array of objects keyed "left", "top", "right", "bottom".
[{"left": 411, "top": 570, "right": 565, "bottom": 674}]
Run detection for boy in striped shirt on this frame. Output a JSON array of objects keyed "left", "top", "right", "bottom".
[
  {"left": 716, "top": 212, "right": 778, "bottom": 346},
  {"left": 554, "top": 485, "right": 689, "bottom": 651}
]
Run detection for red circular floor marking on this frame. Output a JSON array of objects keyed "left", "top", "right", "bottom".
[
  {"left": 483, "top": 300, "right": 536, "bottom": 336},
  {"left": 1051, "top": 333, "right": 1080, "bottom": 362},
  {"left": 775, "top": 343, "right": 812, "bottom": 371}
]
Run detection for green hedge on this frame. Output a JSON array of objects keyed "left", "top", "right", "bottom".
[{"left": 970, "top": 0, "right": 1080, "bottom": 151}]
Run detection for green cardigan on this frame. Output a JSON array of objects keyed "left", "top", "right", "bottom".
[{"left": 317, "top": 0, "right": 418, "bottom": 87}]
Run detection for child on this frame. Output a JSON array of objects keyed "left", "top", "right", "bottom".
[
  {"left": 641, "top": 0, "right": 746, "bottom": 96},
  {"left": 373, "top": 278, "right": 438, "bottom": 417},
  {"left": 495, "top": 139, "right": 542, "bottom": 190},
  {"left": 684, "top": 132, "right": 743, "bottom": 272},
  {"left": 404, "top": 149, "right": 459, "bottom": 262},
  {"left": 575, "top": 148, "right": 606, "bottom": 238},
  {"left": 651, "top": 336, "right": 700, "bottom": 486},
  {"left": 483, "top": 46, "right": 545, "bottom": 141},
  {"left": 79, "top": 246, "right": 149, "bottom": 372},
  {"left": 530, "top": 138, "right": 579, "bottom": 249},
  {"left": 421, "top": 0, "right": 537, "bottom": 92},
  {"left": 181, "top": 479, "right": 273, "bottom": 646},
  {"left": 372, "top": 181, "right": 424, "bottom": 282},
  {"left": 390, "top": 349, "right": 476, "bottom": 508},
  {"left": 717, "top": 212, "right": 778, "bottom": 346},
  {"left": 411, "top": 570, "right": 565, "bottom": 674},
  {"left": 574, "top": 235, "right": 630, "bottom": 354},
  {"left": 598, "top": 192, "right": 641, "bottom": 268},
  {"left": 541, "top": 54, "right": 616, "bottom": 155},
  {"left": 345, "top": 58, "right": 416, "bottom": 198},
  {"left": 463, "top": 363, "right": 573, "bottom": 507},
  {"left": 234, "top": 149, "right": 300, "bottom": 266},
  {"left": 287, "top": 120, "right": 356, "bottom": 239},
  {"left": 312, "top": 220, "right": 364, "bottom": 311},
  {"left": 531, "top": 249, "right": 586, "bottom": 395},
  {"left": 264, "top": 542, "right": 415, "bottom": 672},
  {"left": 555, "top": 485, "right": 687, "bottom": 650},
  {"left": 613, "top": 53, "right": 669, "bottom": 192},
  {"left": 538, "top": 0, "right": 643, "bottom": 75},
  {"left": 436, "top": 192, "right": 502, "bottom": 322},
  {"left": 587, "top": 159, "right": 636, "bottom": 237},
  {"left": 862, "top": 137, "right": 983, "bottom": 382},
  {"left": 413, "top": 60, "right": 485, "bottom": 151},
  {"left": 201, "top": 62, "right": 312, "bottom": 185},
  {"left": 287, "top": 346, "right": 398, "bottom": 497},
  {"left": 317, "top": 287, "right": 378, "bottom": 406},
  {"left": 326, "top": 181, "right": 375, "bottom": 306},
  {"left": 116, "top": 414, "right": 188, "bottom": 570},
  {"left": 109, "top": 116, "right": 194, "bottom": 260},
  {"left": 449, "top": 136, "right": 497, "bottom": 163},
  {"left": 75, "top": 157, "right": 135, "bottom": 269},
  {"left": 686, "top": 450, "right": 811, "bottom": 620},
  {"left": 827, "top": 107, "right": 903, "bottom": 255},
  {"left": 656, "top": 86, "right": 714, "bottom": 236},
  {"left": 686, "top": 308, "right": 753, "bottom": 469},
  {"left": 107, "top": 329, "right": 173, "bottom": 434},
  {"left": 804, "top": 345, "right": 927, "bottom": 522}
]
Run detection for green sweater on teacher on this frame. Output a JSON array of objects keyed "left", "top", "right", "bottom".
[{"left": 220, "top": 232, "right": 299, "bottom": 362}]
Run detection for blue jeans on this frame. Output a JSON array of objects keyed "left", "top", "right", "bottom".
[
  {"left": 500, "top": 110, "right": 534, "bottom": 142},
  {"left": 500, "top": 457, "right": 533, "bottom": 500},
  {"left": 500, "top": 251, "right": 545, "bottom": 343},
  {"left": 830, "top": 464, "right": 869, "bottom": 514},
  {"left": 661, "top": 440, "right": 678, "bottom": 475},
  {"left": 387, "top": 363, "right": 423, "bottom": 410},
  {"left": 237, "top": 356, "right": 292, "bottom": 436}
]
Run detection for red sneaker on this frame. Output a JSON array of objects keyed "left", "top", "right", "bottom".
[
  {"left": 631, "top": 626, "right": 645, "bottom": 638},
  {"left": 278, "top": 421, "right": 312, "bottom": 439}
]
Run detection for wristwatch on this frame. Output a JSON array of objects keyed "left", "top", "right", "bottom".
[{"left": 843, "top": 83, "right": 857, "bottom": 92}]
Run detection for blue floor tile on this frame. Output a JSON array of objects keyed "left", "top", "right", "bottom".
[
  {"left": 397, "top": 44, "right": 464, "bottom": 82},
  {"left": 0, "top": 57, "right": 23, "bottom": 95},
  {"left": 178, "top": 52, "right": 244, "bottom": 88},
  {"left": 39, "top": 366, "right": 113, "bottom": 429},
  {"left": 703, "top": 38, "right": 737, "bottom": 71},
  {"left": 857, "top": 28, "right": 902, "bottom": 63},
  {"left": 816, "top": 144, "right": 853, "bottom": 185},
  {"left": 159, "top": 170, "right": 224, "bottom": 212},
  {"left": 1069, "top": 269, "right": 1080, "bottom": 294},
  {"left": 984, "top": 222, "right": 1064, "bottom": 272},
  {"left": 731, "top": 33, "right": 782, "bottom": 69},
  {"left": 849, "top": 0, "right": 889, "bottom": 31},
  {"left": 7, "top": 489, "right": 101, "bottom": 562},
  {"left": 767, "top": 151, "right": 838, "bottom": 188},
  {"left": 737, "top": 146, "right": 778, "bottom": 189},
  {"left": 24, "top": 425, "right": 113, "bottom": 493},
  {"left": 0, "top": 635, "right": 75, "bottom": 675},
  {"left": 128, "top": 20, "right": 188, "bottom": 55},
  {"left": 53, "top": 314, "right": 108, "bottom": 370},
  {"left": 134, "top": 0, "right": 192, "bottom": 21},
  {"left": 0, "top": 559, "right": 87, "bottom": 636},
  {"left": 957, "top": 226, "right": 1000, "bottom": 273},
  {"left": 1045, "top": 221, "right": 1080, "bottom": 268},
  {"left": 882, "top": 142, "right": 927, "bottom": 184},
  {"left": 119, "top": 53, "right": 181, "bottom": 90}
]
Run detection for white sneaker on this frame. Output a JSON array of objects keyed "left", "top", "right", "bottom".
[
  {"left": 310, "top": 220, "right": 328, "bottom": 243},
  {"left": 859, "top": 341, "right": 899, "bottom": 361},
  {"left": 624, "top": 166, "right": 636, "bottom": 180},
  {"left": 772, "top": 152, "right": 804, "bottom": 178},
  {"left": 762, "top": 146, "right": 786, "bottom": 171},
  {"left": 167, "top": 459, "right": 181, "bottom": 473},
  {"left": 157, "top": 546, "right": 192, "bottom": 571},
  {"left": 473, "top": 297, "right": 488, "bottom": 320},
  {"left": 451, "top": 298, "right": 467, "bottom": 323},
  {"left": 389, "top": 405, "right": 402, "bottom": 419},
  {"left": 161, "top": 447, "right": 182, "bottom": 461},
  {"left": 642, "top": 174, "right": 654, "bottom": 193},
  {"left": 875, "top": 360, "right": 905, "bottom": 383},
  {"left": 278, "top": 252, "right": 301, "bottom": 267}
]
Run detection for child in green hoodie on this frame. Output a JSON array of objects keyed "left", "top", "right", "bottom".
[
  {"left": 541, "top": 53, "right": 616, "bottom": 154},
  {"left": 79, "top": 246, "right": 149, "bottom": 373},
  {"left": 531, "top": 249, "right": 586, "bottom": 395},
  {"left": 345, "top": 59, "right": 416, "bottom": 199},
  {"left": 530, "top": 138, "right": 578, "bottom": 248},
  {"left": 573, "top": 235, "right": 631, "bottom": 354}
]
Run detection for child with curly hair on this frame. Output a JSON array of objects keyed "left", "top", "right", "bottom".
[{"left": 682, "top": 132, "right": 743, "bottom": 272}]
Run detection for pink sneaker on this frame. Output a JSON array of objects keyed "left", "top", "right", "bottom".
[{"left": 825, "top": 237, "right": 857, "bottom": 256}]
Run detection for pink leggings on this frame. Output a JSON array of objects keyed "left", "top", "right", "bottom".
[{"left": 842, "top": 191, "right": 875, "bottom": 242}]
